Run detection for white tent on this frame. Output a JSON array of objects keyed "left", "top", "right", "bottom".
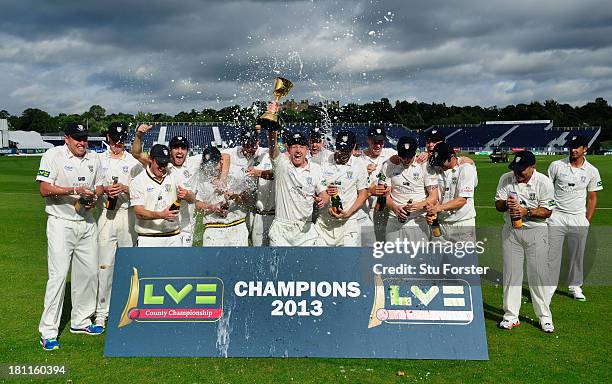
[{"left": 8, "top": 131, "right": 53, "bottom": 149}]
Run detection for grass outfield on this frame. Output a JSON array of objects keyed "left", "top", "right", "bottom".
[{"left": 0, "top": 154, "right": 610, "bottom": 383}]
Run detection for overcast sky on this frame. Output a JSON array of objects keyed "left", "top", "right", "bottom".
[{"left": 1, "top": 0, "right": 611, "bottom": 115}]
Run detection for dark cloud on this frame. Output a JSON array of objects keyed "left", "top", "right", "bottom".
[{"left": 0, "top": 0, "right": 610, "bottom": 115}]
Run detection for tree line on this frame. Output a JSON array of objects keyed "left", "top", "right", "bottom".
[{"left": 2, "top": 97, "right": 611, "bottom": 142}]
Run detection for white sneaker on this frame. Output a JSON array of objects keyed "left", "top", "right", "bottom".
[
  {"left": 498, "top": 319, "right": 520, "bottom": 330},
  {"left": 569, "top": 286, "right": 586, "bottom": 301},
  {"left": 541, "top": 321, "right": 555, "bottom": 333}
]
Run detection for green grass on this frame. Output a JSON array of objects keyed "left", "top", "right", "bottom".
[{"left": 0, "top": 155, "right": 610, "bottom": 383}]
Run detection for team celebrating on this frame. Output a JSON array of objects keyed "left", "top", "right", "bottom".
[{"left": 36, "top": 105, "right": 602, "bottom": 349}]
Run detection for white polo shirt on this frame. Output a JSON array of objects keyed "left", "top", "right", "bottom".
[
  {"left": 548, "top": 157, "right": 603, "bottom": 215},
  {"left": 309, "top": 148, "right": 334, "bottom": 166},
  {"left": 382, "top": 158, "right": 438, "bottom": 219},
  {"left": 436, "top": 163, "right": 478, "bottom": 223},
  {"left": 36, "top": 145, "right": 104, "bottom": 221},
  {"left": 130, "top": 168, "right": 180, "bottom": 235},
  {"left": 361, "top": 147, "right": 397, "bottom": 212},
  {"left": 169, "top": 155, "right": 201, "bottom": 233},
  {"left": 495, "top": 170, "right": 556, "bottom": 228},
  {"left": 273, "top": 154, "right": 325, "bottom": 222},
  {"left": 98, "top": 150, "right": 143, "bottom": 210},
  {"left": 319, "top": 154, "right": 369, "bottom": 222},
  {"left": 222, "top": 146, "right": 268, "bottom": 172},
  {"left": 252, "top": 152, "right": 275, "bottom": 213}
]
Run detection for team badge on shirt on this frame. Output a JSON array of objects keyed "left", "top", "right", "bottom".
[
  {"left": 88, "top": 165, "right": 94, "bottom": 173},
  {"left": 165, "top": 184, "right": 171, "bottom": 192},
  {"left": 122, "top": 166, "right": 129, "bottom": 173},
  {"left": 347, "top": 171, "right": 353, "bottom": 180},
  {"left": 580, "top": 176, "right": 587, "bottom": 183}
]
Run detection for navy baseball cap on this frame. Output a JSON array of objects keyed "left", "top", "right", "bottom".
[
  {"left": 429, "top": 142, "right": 455, "bottom": 167},
  {"left": 567, "top": 135, "right": 589, "bottom": 148},
  {"left": 239, "top": 128, "right": 259, "bottom": 145},
  {"left": 397, "top": 136, "right": 418, "bottom": 159},
  {"left": 309, "top": 126, "right": 325, "bottom": 141},
  {"left": 169, "top": 135, "right": 189, "bottom": 149},
  {"left": 508, "top": 151, "right": 536, "bottom": 172},
  {"left": 201, "top": 146, "right": 222, "bottom": 165},
  {"left": 367, "top": 126, "right": 386, "bottom": 141},
  {"left": 426, "top": 129, "right": 445, "bottom": 143},
  {"left": 65, "top": 123, "right": 89, "bottom": 140},
  {"left": 150, "top": 144, "right": 171, "bottom": 165},
  {"left": 335, "top": 130, "right": 357, "bottom": 151},
  {"left": 106, "top": 122, "right": 128, "bottom": 143},
  {"left": 285, "top": 131, "right": 309, "bottom": 147}
]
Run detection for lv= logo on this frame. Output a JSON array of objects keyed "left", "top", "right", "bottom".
[{"left": 368, "top": 275, "right": 473, "bottom": 328}]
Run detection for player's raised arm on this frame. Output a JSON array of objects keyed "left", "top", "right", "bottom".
[{"left": 131, "top": 124, "right": 153, "bottom": 167}]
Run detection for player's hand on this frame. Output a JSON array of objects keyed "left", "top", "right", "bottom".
[
  {"left": 213, "top": 203, "right": 229, "bottom": 218},
  {"left": 326, "top": 185, "right": 339, "bottom": 197},
  {"left": 267, "top": 100, "right": 280, "bottom": 114},
  {"left": 366, "top": 163, "right": 377, "bottom": 175},
  {"left": 415, "top": 152, "right": 429, "bottom": 164},
  {"left": 518, "top": 206, "right": 528, "bottom": 217},
  {"left": 392, "top": 204, "right": 408, "bottom": 221},
  {"left": 329, "top": 207, "right": 349, "bottom": 219},
  {"left": 405, "top": 200, "right": 421, "bottom": 212},
  {"left": 313, "top": 194, "right": 324, "bottom": 209},
  {"left": 177, "top": 185, "right": 189, "bottom": 200},
  {"left": 425, "top": 201, "right": 440, "bottom": 215},
  {"left": 107, "top": 183, "right": 125, "bottom": 198},
  {"left": 159, "top": 207, "right": 179, "bottom": 221},
  {"left": 375, "top": 184, "right": 390, "bottom": 196},
  {"left": 136, "top": 124, "right": 153, "bottom": 135},
  {"left": 246, "top": 167, "right": 262, "bottom": 178}
]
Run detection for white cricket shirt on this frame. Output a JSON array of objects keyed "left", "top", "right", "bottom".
[
  {"left": 548, "top": 157, "right": 603, "bottom": 215},
  {"left": 130, "top": 167, "right": 180, "bottom": 235}
]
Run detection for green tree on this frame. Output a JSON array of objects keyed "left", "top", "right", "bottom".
[{"left": 19, "top": 108, "right": 52, "bottom": 133}]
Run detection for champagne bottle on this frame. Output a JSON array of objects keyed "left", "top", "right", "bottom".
[
  {"left": 374, "top": 172, "right": 387, "bottom": 212},
  {"left": 509, "top": 191, "right": 522, "bottom": 228},
  {"left": 330, "top": 186, "right": 343, "bottom": 215},
  {"left": 430, "top": 213, "right": 442, "bottom": 237},
  {"left": 169, "top": 200, "right": 181, "bottom": 211},
  {"left": 105, "top": 177, "right": 119, "bottom": 210},
  {"left": 399, "top": 199, "right": 412, "bottom": 223}
]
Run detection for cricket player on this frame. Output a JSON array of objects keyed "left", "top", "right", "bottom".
[
  {"left": 547, "top": 135, "right": 603, "bottom": 301},
  {"left": 222, "top": 128, "right": 274, "bottom": 245},
  {"left": 308, "top": 126, "right": 333, "bottom": 166},
  {"left": 495, "top": 151, "right": 556, "bottom": 333},
  {"left": 382, "top": 137, "right": 439, "bottom": 243},
  {"left": 359, "top": 126, "right": 397, "bottom": 246},
  {"left": 132, "top": 125, "right": 208, "bottom": 246},
  {"left": 426, "top": 142, "right": 478, "bottom": 242},
  {"left": 195, "top": 146, "right": 252, "bottom": 246},
  {"left": 266, "top": 109, "right": 326, "bottom": 246},
  {"left": 94, "top": 123, "right": 142, "bottom": 328},
  {"left": 37, "top": 123, "right": 105, "bottom": 351},
  {"left": 314, "top": 130, "right": 369, "bottom": 246},
  {"left": 130, "top": 144, "right": 192, "bottom": 247}
]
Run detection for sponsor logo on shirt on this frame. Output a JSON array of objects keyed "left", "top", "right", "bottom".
[
  {"left": 78, "top": 176, "right": 86, "bottom": 181},
  {"left": 37, "top": 169, "right": 50, "bottom": 177},
  {"left": 547, "top": 200, "right": 557, "bottom": 207},
  {"left": 64, "top": 165, "right": 74, "bottom": 172},
  {"left": 529, "top": 192, "right": 536, "bottom": 200},
  {"left": 597, "top": 180, "right": 602, "bottom": 187},
  {"left": 146, "top": 187, "right": 155, "bottom": 192}
]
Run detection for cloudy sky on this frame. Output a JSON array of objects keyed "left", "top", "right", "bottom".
[{"left": 1, "top": 0, "right": 611, "bottom": 115}]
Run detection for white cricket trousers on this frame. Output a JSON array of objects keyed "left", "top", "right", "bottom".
[
  {"left": 137, "top": 234, "right": 182, "bottom": 247},
  {"left": 547, "top": 211, "right": 590, "bottom": 298},
  {"left": 203, "top": 220, "right": 249, "bottom": 247},
  {"left": 314, "top": 216, "right": 361, "bottom": 247},
  {"left": 39, "top": 216, "right": 98, "bottom": 339},
  {"left": 438, "top": 218, "right": 476, "bottom": 243},
  {"left": 359, "top": 209, "right": 389, "bottom": 247},
  {"left": 385, "top": 216, "right": 430, "bottom": 244},
  {"left": 269, "top": 218, "right": 324, "bottom": 247},
  {"left": 95, "top": 208, "right": 136, "bottom": 323},
  {"left": 502, "top": 224, "right": 552, "bottom": 323},
  {"left": 248, "top": 212, "right": 274, "bottom": 246}
]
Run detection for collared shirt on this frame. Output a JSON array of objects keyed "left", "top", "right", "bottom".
[
  {"left": 36, "top": 145, "right": 103, "bottom": 221},
  {"left": 308, "top": 148, "right": 334, "bottom": 166},
  {"left": 548, "top": 157, "right": 603, "bottom": 214},
  {"left": 319, "top": 154, "right": 369, "bottom": 222},
  {"left": 130, "top": 167, "right": 180, "bottom": 235},
  {"left": 436, "top": 163, "right": 478, "bottom": 223},
  {"left": 382, "top": 158, "right": 438, "bottom": 219},
  {"left": 196, "top": 165, "right": 249, "bottom": 226},
  {"left": 222, "top": 146, "right": 268, "bottom": 172},
  {"left": 98, "top": 150, "right": 143, "bottom": 210},
  {"left": 273, "top": 154, "right": 325, "bottom": 222},
  {"left": 495, "top": 170, "right": 556, "bottom": 228}
]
